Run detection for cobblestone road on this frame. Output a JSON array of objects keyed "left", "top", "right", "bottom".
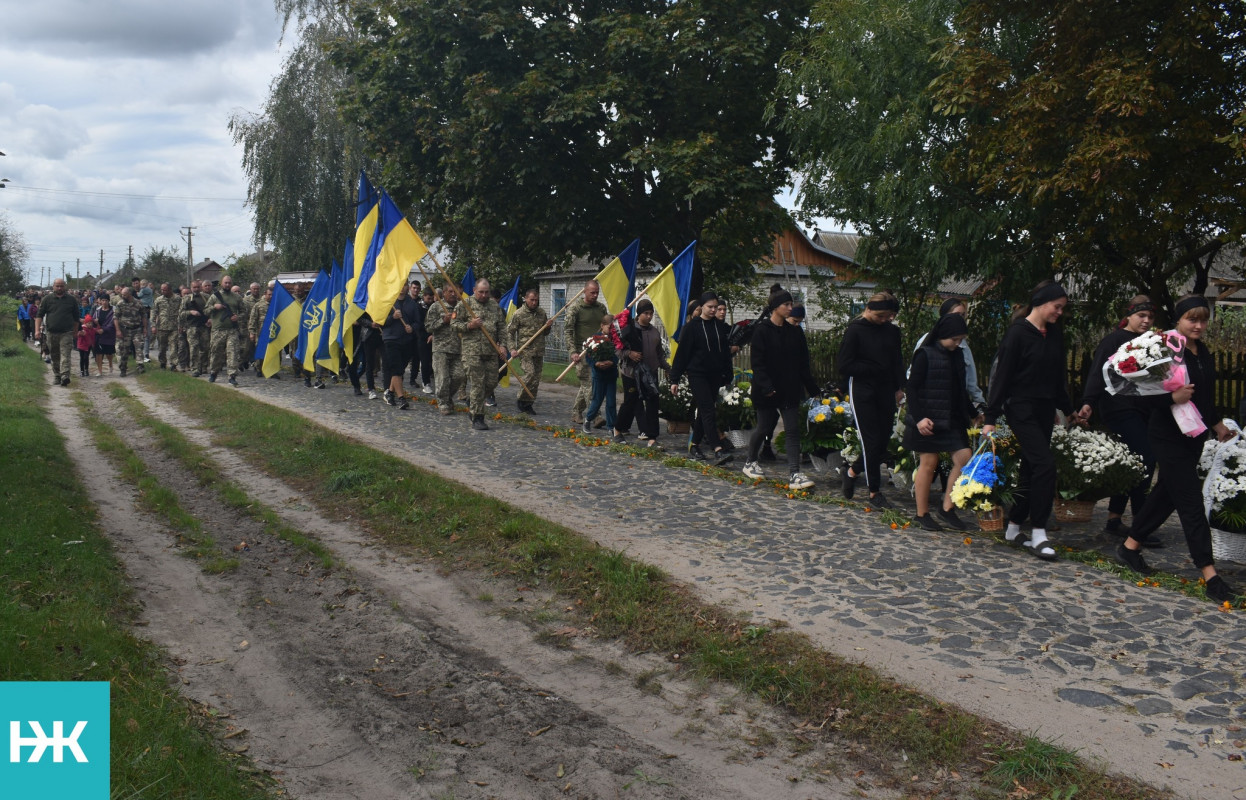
[{"left": 180, "top": 368, "right": 1246, "bottom": 799}]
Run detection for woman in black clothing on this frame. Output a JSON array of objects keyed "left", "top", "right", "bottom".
[
  {"left": 981, "top": 281, "right": 1078, "bottom": 561},
  {"left": 615, "top": 300, "right": 668, "bottom": 449},
  {"left": 1077, "top": 296, "right": 1158, "bottom": 541},
  {"left": 838, "top": 291, "right": 904, "bottom": 508},
  {"left": 904, "top": 313, "right": 973, "bottom": 532},
  {"left": 670, "top": 291, "right": 734, "bottom": 466},
  {"left": 1116, "top": 296, "right": 1238, "bottom": 603},
  {"left": 740, "top": 291, "right": 820, "bottom": 490}
]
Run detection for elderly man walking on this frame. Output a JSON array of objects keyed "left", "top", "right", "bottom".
[{"left": 35, "top": 279, "right": 79, "bottom": 386}]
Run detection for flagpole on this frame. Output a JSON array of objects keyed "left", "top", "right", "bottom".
[
  {"left": 553, "top": 282, "right": 656, "bottom": 383},
  {"left": 498, "top": 285, "right": 585, "bottom": 373},
  {"left": 417, "top": 251, "right": 535, "bottom": 400}
]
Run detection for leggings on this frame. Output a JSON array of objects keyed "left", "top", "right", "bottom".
[
  {"left": 78, "top": 349, "right": 91, "bottom": 373},
  {"left": 688, "top": 376, "right": 721, "bottom": 447},
  {"left": 848, "top": 379, "right": 896, "bottom": 493},
  {"left": 748, "top": 404, "right": 801, "bottom": 474},
  {"left": 1006, "top": 399, "right": 1057, "bottom": 529},
  {"left": 1105, "top": 409, "right": 1155, "bottom": 517},
  {"left": 1130, "top": 430, "right": 1214, "bottom": 568}
]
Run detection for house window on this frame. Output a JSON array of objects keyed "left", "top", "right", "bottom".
[{"left": 553, "top": 288, "right": 566, "bottom": 316}]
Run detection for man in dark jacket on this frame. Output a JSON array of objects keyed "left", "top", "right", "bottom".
[{"left": 670, "top": 291, "right": 734, "bottom": 465}]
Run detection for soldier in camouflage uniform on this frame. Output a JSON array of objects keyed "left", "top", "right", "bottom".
[
  {"left": 175, "top": 286, "right": 192, "bottom": 369},
  {"left": 180, "top": 280, "right": 211, "bottom": 375},
  {"left": 207, "top": 275, "right": 245, "bottom": 386},
  {"left": 240, "top": 283, "right": 262, "bottom": 370},
  {"left": 452, "top": 279, "right": 509, "bottom": 430},
  {"left": 425, "top": 284, "right": 465, "bottom": 416},
  {"left": 151, "top": 283, "right": 182, "bottom": 370},
  {"left": 507, "top": 288, "right": 552, "bottom": 414},
  {"left": 249, "top": 286, "right": 272, "bottom": 377},
  {"left": 114, "top": 287, "right": 147, "bottom": 377},
  {"left": 564, "top": 279, "right": 608, "bottom": 425}
]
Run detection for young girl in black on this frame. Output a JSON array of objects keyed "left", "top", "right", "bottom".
[
  {"left": 982, "top": 281, "right": 1078, "bottom": 561},
  {"left": 838, "top": 291, "right": 904, "bottom": 508}
]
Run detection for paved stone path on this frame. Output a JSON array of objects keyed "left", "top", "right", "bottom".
[{"left": 160, "top": 366, "right": 1246, "bottom": 799}]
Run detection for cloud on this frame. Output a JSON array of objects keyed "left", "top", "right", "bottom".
[{"left": 12, "top": 105, "right": 90, "bottom": 160}]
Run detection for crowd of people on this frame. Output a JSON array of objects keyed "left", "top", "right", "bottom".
[{"left": 24, "top": 272, "right": 1240, "bottom": 602}]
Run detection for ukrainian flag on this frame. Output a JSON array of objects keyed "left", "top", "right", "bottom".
[
  {"left": 461, "top": 264, "right": 476, "bottom": 297},
  {"left": 645, "top": 241, "right": 696, "bottom": 362},
  {"left": 255, "top": 281, "right": 301, "bottom": 378},
  {"left": 296, "top": 269, "right": 332, "bottom": 371},
  {"left": 594, "top": 238, "right": 639, "bottom": 314},
  {"left": 362, "top": 191, "right": 430, "bottom": 327},
  {"left": 345, "top": 171, "right": 380, "bottom": 329},
  {"left": 316, "top": 260, "right": 343, "bottom": 371},
  {"left": 338, "top": 239, "right": 356, "bottom": 362},
  {"left": 499, "top": 275, "right": 521, "bottom": 322}
]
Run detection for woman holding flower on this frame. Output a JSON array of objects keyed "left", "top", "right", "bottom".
[
  {"left": 741, "top": 290, "right": 820, "bottom": 490},
  {"left": 1078, "top": 295, "right": 1158, "bottom": 541},
  {"left": 904, "top": 313, "right": 973, "bottom": 531},
  {"left": 838, "top": 291, "right": 904, "bottom": 508},
  {"left": 982, "top": 281, "right": 1078, "bottom": 561},
  {"left": 1116, "top": 296, "right": 1239, "bottom": 603}
]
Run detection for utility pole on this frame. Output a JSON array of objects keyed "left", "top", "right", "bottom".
[
  {"left": 180, "top": 226, "right": 196, "bottom": 287},
  {"left": 61, "top": 262, "right": 66, "bottom": 283},
  {"left": 76, "top": 258, "right": 80, "bottom": 289}
]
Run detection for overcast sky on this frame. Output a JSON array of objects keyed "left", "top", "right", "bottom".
[{"left": 0, "top": 0, "right": 287, "bottom": 284}]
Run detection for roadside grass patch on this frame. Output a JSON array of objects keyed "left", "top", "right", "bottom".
[
  {"left": 143, "top": 367, "right": 1165, "bottom": 799},
  {"left": 0, "top": 333, "right": 276, "bottom": 799}
]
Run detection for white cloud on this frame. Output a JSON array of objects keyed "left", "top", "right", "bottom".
[{"left": 13, "top": 105, "right": 90, "bottom": 160}]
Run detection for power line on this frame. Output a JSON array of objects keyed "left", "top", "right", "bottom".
[{"left": 6, "top": 185, "right": 246, "bottom": 202}]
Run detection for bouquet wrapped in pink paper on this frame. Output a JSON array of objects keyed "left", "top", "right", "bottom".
[{"left": 1104, "top": 329, "right": 1206, "bottom": 437}]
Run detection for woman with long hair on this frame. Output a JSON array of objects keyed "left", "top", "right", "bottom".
[
  {"left": 982, "top": 280, "right": 1078, "bottom": 561},
  {"left": 838, "top": 291, "right": 904, "bottom": 507},
  {"left": 670, "top": 292, "right": 735, "bottom": 466},
  {"left": 1078, "top": 296, "right": 1158, "bottom": 542},
  {"left": 1116, "top": 296, "right": 1239, "bottom": 602}
]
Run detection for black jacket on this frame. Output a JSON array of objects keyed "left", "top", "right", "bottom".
[
  {"left": 750, "top": 318, "right": 819, "bottom": 408},
  {"left": 837, "top": 317, "right": 904, "bottom": 395},
  {"left": 382, "top": 296, "right": 421, "bottom": 343},
  {"left": 985, "top": 319, "right": 1072, "bottom": 425},
  {"left": 1081, "top": 327, "right": 1149, "bottom": 419},
  {"left": 1144, "top": 342, "right": 1218, "bottom": 441},
  {"left": 670, "top": 316, "right": 733, "bottom": 387},
  {"left": 906, "top": 344, "right": 969, "bottom": 432}
]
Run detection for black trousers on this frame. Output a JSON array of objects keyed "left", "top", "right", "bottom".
[
  {"left": 408, "top": 335, "right": 432, "bottom": 387},
  {"left": 688, "top": 376, "right": 720, "bottom": 447},
  {"left": 749, "top": 404, "right": 801, "bottom": 474},
  {"left": 350, "top": 336, "right": 381, "bottom": 391},
  {"left": 1104, "top": 409, "right": 1155, "bottom": 517},
  {"left": 1130, "top": 429, "right": 1214, "bottom": 569},
  {"left": 616, "top": 375, "right": 660, "bottom": 439},
  {"left": 1007, "top": 399, "right": 1057, "bottom": 529},
  {"left": 848, "top": 379, "right": 896, "bottom": 493}
]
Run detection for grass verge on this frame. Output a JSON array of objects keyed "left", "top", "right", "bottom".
[
  {"left": 108, "top": 383, "right": 334, "bottom": 569},
  {"left": 0, "top": 334, "right": 276, "bottom": 799},
  {"left": 142, "top": 367, "right": 1164, "bottom": 799}
]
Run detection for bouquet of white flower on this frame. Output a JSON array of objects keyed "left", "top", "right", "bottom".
[
  {"left": 1199, "top": 421, "right": 1246, "bottom": 533},
  {"left": 716, "top": 380, "right": 756, "bottom": 430},
  {"left": 1051, "top": 426, "right": 1146, "bottom": 501},
  {"left": 1104, "top": 329, "right": 1206, "bottom": 437}
]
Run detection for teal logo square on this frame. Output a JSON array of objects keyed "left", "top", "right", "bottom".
[{"left": 1, "top": 682, "right": 110, "bottom": 799}]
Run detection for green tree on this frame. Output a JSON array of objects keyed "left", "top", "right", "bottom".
[
  {"left": 0, "top": 213, "right": 30, "bottom": 296},
  {"left": 929, "top": 0, "right": 1246, "bottom": 316},
  {"left": 230, "top": 16, "right": 367, "bottom": 273},
  {"left": 138, "top": 246, "right": 188, "bottom": 290},
  {"left": 776, "top": 0, "right": 1053, "bottom": 315},
  {"left": 332, "top": 0, "right": 806, "bottom": 288}
]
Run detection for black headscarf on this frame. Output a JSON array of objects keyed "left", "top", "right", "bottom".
[{"left": 924, "top": 313, "right": 968, "bottom": 347}]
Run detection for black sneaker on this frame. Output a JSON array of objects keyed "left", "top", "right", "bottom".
[
  {"left": 472, "top": 414, "right": 489, "bottom": 431},
  {"left": 228, "top": 375, "right": 238, "bottom": 387},
  {"left": 313, "top": 379, "right": 326, "bottom": 389},
  {"left": 1104, "top": 517, "right": 1126, "bottom": 537},
  {"left": 1205, "top": 575, "right": 1240, "bottom": 604},
  {"left": 353, "top": 387, "right": 364, "bottom": 396},
  {"left": 867, "top": 493, "right": 892, "bottom": 509},
  {"left": 486, "top": 394, "right": 497, "bottom": 407},
  {"left": 60, "top": 376, "right": 70, "bottom": 387},
  {"left": 841, "top": 468, "right": 855, "bottom": 500},
  {"left": 120, "top": 369, "right": 127, "bottom": 377},
  {"left": 711, "top": 449, "right": 734, "bottom": 467},
  {"left": 303, "top": 377, "right": 312, "bottom": 387},
  {"left": 208, "top": 372, "right": 216, "bottom": 383},
  {"left": 192, "top": 370, "right": 201, "bottom": 378},
  {"left": 1116, "top": 543, "right": 1155, "bottom": 576},
  {"left": 689, "top": 445, "right": 707, "bottom": 461},
  {"left": 583, "top": 419, "right": 593, "bottom": 434},
  {"left": 384, "top": 391, "right": 397, "bottom": 406},
  {"left": 916, "top": 513, "right": 943, "bottom": 532},
  {"left": 399, "top": 397, "right": 410, "bottom": 410},
  {"left": 935, "top": 506, "right": 971, "bottom": 531}
]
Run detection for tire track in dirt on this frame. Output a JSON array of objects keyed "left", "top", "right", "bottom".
[{"left": 55, "top": 375, "right": 880, "bottom": 800}]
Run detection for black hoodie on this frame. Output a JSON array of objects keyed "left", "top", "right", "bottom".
[
  {"left": 985, "top": 318, "right": 1072, "bottom": 425},
  {"left": 670, "top": 315, "right": 733, "bottom": 387},
  {"left": 837, "top": 316, "right": 904, "bottom": 395}
]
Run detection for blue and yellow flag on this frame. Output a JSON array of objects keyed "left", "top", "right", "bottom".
[
  {"left": 595, "top": 238, "right": 639, "bottom": 314},
  {"left": 645, "top": 241, "right": 696, "bottom": 362},
  {"left": 461, "top": 264, "right": 476, "bottom": 297},
  {"left": 296, "top": 269, "right": 332, "bottom": 371},
  {"left": 316, "top": 260, "right": 344, "bottom": 371},
  {"left": 255, "top": 281, "right": 301, "bottom": 378},
  {"left": 499, "top": 275, "right": 521, "bottom": 322},
  {"left": 345, "top": 171, "right": 380, "bottom": 330},
  {"left": 363, "top": 191, "right": 430, "bottom": 327},
  {"left": 338, "top": 239, "right": 356, "bottom": 362}
]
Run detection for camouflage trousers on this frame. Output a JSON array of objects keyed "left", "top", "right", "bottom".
[
  {"left": 572, "top": 359, "right": 593, "bottom": 419},
  {"left": 186, "top": 326, "right": 209, "bottom": 374},
  {"left": 432, "top": 351, "right": 465, "bottom": 411},
  {"left": 156, "top": 330, "right": 178, "bottom": 369},
  {"left": 518, "top": 353, "right": 543, "bottom": 404},
  {"left": 48, "top": 330, "right": 75, "bottom": 382},
  {"left": 240, "top": 332, "right": 255, "bottom": 369},
  {"left": 118, "top": 327, "right": 144, "bottom": 373},
  {"left": 209, "top": 328, "right": 240, "bottom": 377},
  {"left": 175, "top": 330, "right": 190, "bottom": 369},
  {"left": 463, "top": 353, "right": 500, "bottom": 418}
]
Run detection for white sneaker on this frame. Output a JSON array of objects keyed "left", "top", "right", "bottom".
[
  {"left": 788, "top": 472, "right": 815, "bottom": 490},
  {"left": 367, "top": 390, "right": 378, "bottom": 400},
  {"left": 422, "top": 384, "right": 434, "bottom": 394},
  {"left": 742, "top": 461, "right": 764, "bottom": 480}
]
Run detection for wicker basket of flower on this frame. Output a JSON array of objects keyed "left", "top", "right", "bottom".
[
  {"left": 1199, "top": 426, "right": 1246, "bottom": 563},
  {"left": 1051, "top": 426, "right": 1146, "bottom": 525}
]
